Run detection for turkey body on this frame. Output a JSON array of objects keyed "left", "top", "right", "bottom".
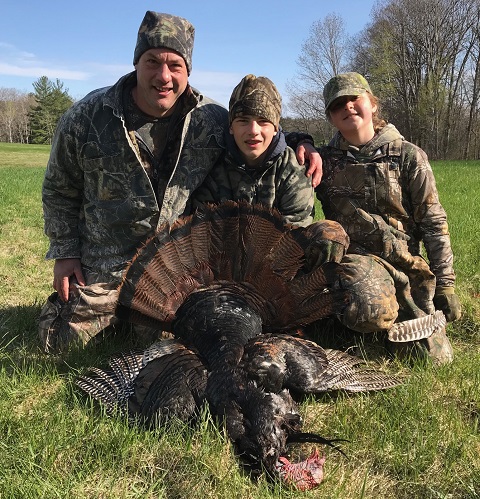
[{"left": 76, "top": 201, "right": 401, "bottom": 490}]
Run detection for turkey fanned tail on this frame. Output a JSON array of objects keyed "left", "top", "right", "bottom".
[{"left": 116, "top": 201, "right": 346, "bottom": 333}]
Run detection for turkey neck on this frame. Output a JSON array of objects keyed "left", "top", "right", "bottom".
[{"left": 171, "top": 287, "right": 263, "bottom": 370}]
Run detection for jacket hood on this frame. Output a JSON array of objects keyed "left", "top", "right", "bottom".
[{"left": 329, "top": 123, "right": 404, "bottom": 156}]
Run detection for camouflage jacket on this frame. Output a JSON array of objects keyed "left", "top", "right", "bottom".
[
  {"left": 192, "top": 130, "right": 314, "bottom": 227},
  {"left": 42, "top": 72, "right": 227, "bottom": 283},
  {"left": 316, "top": 124, "right": 455, "bottom": 287}
]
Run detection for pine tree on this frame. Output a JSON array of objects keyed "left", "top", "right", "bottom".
[{"left": 29, "top": 76, "right": 73, "bottom": 144}]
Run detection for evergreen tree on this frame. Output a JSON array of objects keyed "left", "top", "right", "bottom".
[{"left": 29, "top": 76, "right": 73, "bottom": 144}]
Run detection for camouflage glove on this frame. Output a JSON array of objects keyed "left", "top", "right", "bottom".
[
  {"left": 301, "top": 220, "right": 349, "bottom": 271},
  {"left": 304, "top": 240, "right": 346, "bottom": 271},
  {"left": 354, "top": 208, "right": 411, "bottom": 264},
  {"left": 433, "top": 286, "right": 462, "bottom": 322}
]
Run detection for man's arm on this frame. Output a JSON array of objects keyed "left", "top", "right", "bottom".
[
  {"left": 284, "top": 131, "right": 323, "bottom": 187},
  {"left": 43, "top": 111, "right": 85, "bottom": 299}
]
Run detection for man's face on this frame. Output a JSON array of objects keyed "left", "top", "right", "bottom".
[
  {"left": 230, "top": 115, "right": 277, "bottom": 167},
  {"left": 133, "top": 48, "right": 188, "bottom": 118}
]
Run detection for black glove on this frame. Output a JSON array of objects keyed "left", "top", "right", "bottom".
[{"left": 433, "top": 286, "right": 462, "bottom": 322}]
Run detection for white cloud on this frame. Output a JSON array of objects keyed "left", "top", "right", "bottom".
[
  {"left": 0, "top": 42, "right": 35, "bottom": 60},
  {"left": 0, "top": 62, "right": 91, "bottom": 80},
  {"left": 0, "top": 41, "right": 96, "bottom": 81}
]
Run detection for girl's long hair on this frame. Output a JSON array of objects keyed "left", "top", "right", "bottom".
[{"left": 369, "top": 93, "right": 387, "bottom": 132}]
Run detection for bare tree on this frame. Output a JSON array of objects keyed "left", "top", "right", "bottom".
[
  {"left": 285, "top": 12, "right": 351, "bottom": 130},
  {"left": 297, "top": 12, "right": 349, "bottom": 87},
  {"left": 0, "top": 88, "right": 32, "bottom": 143},
  {"left": 460, "top": 5, "right": 480, "bottom": 159},
  {"left": 351, "top": 0, "right": 480, "bottom": 158}
]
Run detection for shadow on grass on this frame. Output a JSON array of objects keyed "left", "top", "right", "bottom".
[{"left": 0, "top": 302, "right": 144, "bottom": 378}]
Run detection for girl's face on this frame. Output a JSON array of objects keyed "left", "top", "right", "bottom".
[{"left": 328, "top": 93, "right": 377, "bottom": 142}]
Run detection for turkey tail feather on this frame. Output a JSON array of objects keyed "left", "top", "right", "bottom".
[{"left": 118, "top": 201, "right": 346, "bottom": 332}]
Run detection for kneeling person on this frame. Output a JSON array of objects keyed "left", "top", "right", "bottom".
[{"left": 193, "top": 74, "right": 315, "bottom": 228}]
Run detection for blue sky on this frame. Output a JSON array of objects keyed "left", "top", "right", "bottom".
[{"left": 1, "top": 1, "right": 375, "bottom": 109}]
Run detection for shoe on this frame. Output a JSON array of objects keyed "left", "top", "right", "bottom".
[
  {"left": 421, "top": 327, "right": 454, "bottom": 364},
  {"left": 386, "top": 327, "right": 453, "bottom": 365}
]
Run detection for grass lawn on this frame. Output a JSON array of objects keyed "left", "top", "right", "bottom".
[{"left": 0, "top": 143, "right": 479, "bottom": 498}]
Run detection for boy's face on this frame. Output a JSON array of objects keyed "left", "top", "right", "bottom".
[{"left": 230, "top": 115, "right": 277, "bottom": 167}]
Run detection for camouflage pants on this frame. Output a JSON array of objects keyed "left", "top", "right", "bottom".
[
  {"left": 346, "top": 208, "right": 436, "bottom": 322},
  {"left": 335, "top": 253, "right": 436, "bottom": 333},
  {"left": 38, "top": 282, "right": 120, "bottom": 353}
]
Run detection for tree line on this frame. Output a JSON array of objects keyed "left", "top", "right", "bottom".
[
  {"left": 3, "top": 0, "right": 480, "bottom": 159},
  {"left": 286, "top": 0, "right": 480, "bottom": 160},
  {"left": 0, "top": 76, "right": 73, "bottom": 145}
]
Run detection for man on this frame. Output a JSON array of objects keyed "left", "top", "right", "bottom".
[{"left": 39, "top": 11, "right": 322, "bottom": 353}]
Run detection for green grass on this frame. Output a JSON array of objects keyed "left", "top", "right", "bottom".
[
  {"left": 1, "top": 143, "right": 479, "bottom": 498},
  {"left": 0, "top": 142, "right": 50, "bottom": 168}
]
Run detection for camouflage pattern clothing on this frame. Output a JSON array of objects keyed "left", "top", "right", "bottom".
[
  {"left": 192, "top": 129, "right": 314, "bottom": 227},
  {"left": 317, "top": 123, "right": 455, "bottom": 289},
  {"left": 40, "top": 72, "right": 227, "bottom": 352},
  {"left": 315, "top": 123, "right": 456, "bottom": 341},
  {"left": 323, "top": 72, "right": 371, "bottom": 111},
  {"left": 133, "top": 11, "right": 195, "bottom": 73},
  {"left": 229, "top": 74, "right": 281, "bottom": 129},
  {"left": 42, "top": 72, "right": 227, "bottom": 284}
]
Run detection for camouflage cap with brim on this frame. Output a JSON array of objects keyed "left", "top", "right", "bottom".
[
  {"left": 323, "top": 72, "right": 372, "bottom": 111},
  {"left": 133, "top": 11, "right": 195, "bottom": 74},
  {"left": 229, "top": 74, "right": 282, "bottom": 128}
]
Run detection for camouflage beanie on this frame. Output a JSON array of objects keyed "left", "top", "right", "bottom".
[
  {"left": 133, "top": 11, "right": 195, "bottom": 74},
  {"left": 323, "top": 72, "right": 372, "bottom": 111},
  {"left": 229, "top": 74, "right": 282, "bottom": 129}
]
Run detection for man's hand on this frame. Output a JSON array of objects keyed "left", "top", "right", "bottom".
[
  {"left": 53, "top": 258, "right": 85, "bottom": 302},
  {"left": 295, "top": 142, "right": 323, "bottom": 187}
]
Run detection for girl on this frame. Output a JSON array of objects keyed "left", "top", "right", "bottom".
[{"left": 316, "top": 72, "right": 461, "bottom": 364}]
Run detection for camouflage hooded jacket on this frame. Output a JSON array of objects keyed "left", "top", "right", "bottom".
[
  {"left": 191, "top": 129, "right": 314, "bottom": 227},
  {"left": 316, "top": 124, "right": 455, "bottom": 287},
  {"left": 42, "top": 72, "right": 227, "bottom": 283}
]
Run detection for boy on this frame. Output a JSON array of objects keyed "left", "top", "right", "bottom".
[{"left": 192, "top": 74, "right": 314, "bottom": 227}]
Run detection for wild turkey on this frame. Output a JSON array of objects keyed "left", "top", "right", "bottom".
[{"left": 76, "top": 201, "right": 402, "bottom": 491}]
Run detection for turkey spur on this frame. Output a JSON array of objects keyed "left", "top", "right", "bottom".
[{"left": 76, "top": 201, "right": 402, "bottom": 491}]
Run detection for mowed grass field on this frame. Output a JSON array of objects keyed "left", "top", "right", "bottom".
[{"left": 0, "top": 142, "right": 479, "bottom": 498}]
